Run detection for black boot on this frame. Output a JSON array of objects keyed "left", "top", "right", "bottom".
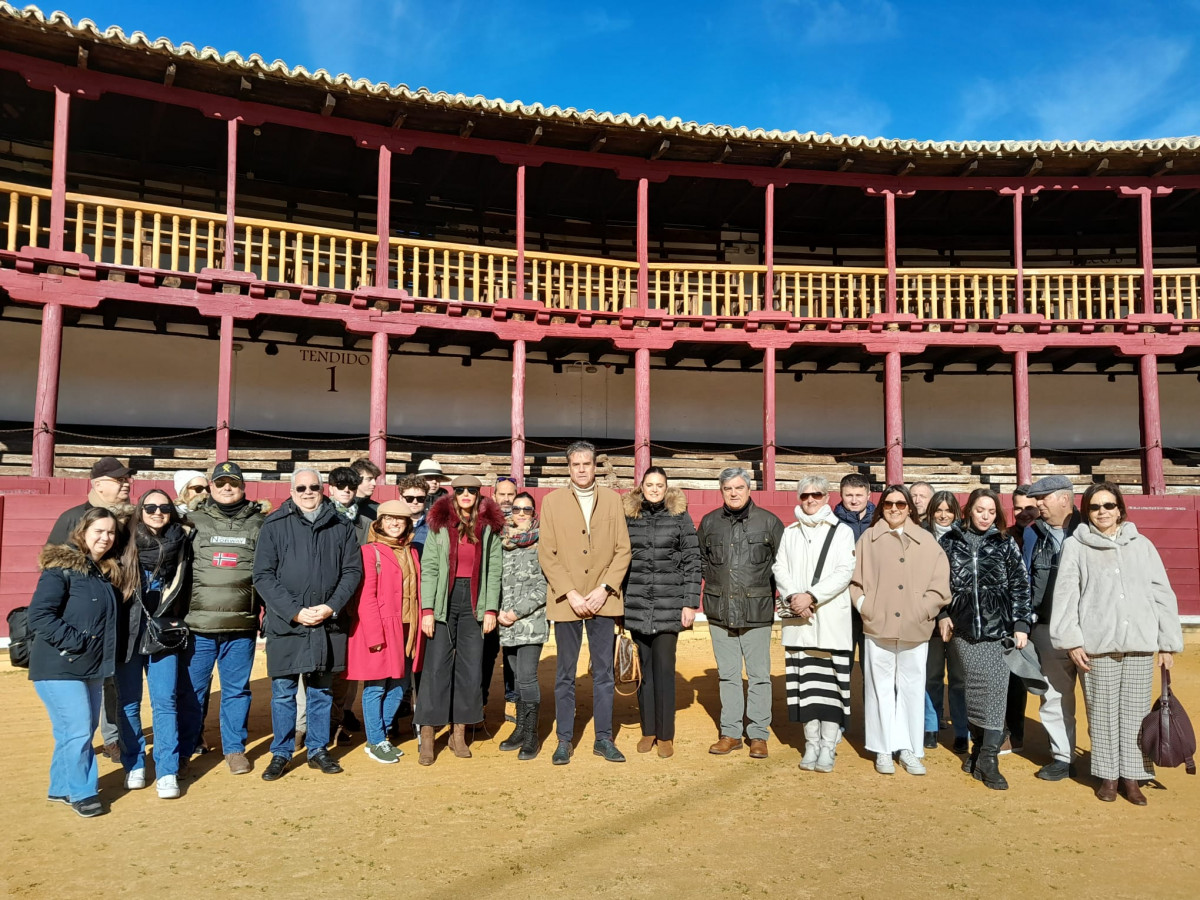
[
  {"left": 499, "top": 700, "right": 528, "bottom": 752},
  {"left": 973, "top": 729, "right": 1009, "bottom": 790},
  {"left": 518, "top": 701, "right": 540, "bottom": 761},
  {"left": 961, "top": 724, "right": 984, "bottom": 775}
]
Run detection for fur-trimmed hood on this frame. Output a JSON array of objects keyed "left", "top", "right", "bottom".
[
  {"left": 426, "top": 493, "right": 506, "bottom": 537},
  {"left": 38, "top": 542, "right": 96, "bottom": 574},
  {"left": 623, "top": 486, "right": 688, "bottom": 519}
]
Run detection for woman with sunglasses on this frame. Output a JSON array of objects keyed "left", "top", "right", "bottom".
[
  {"left": 772, "top": 475, "right": 855, "bottom": 772},
  {"left": 496, "top": 491, "right": 549, "bottom": 759},
  {"left": 850, "top": 484, "right": 951, "bottom": 776},
  {"left": 621, "top": 467, "right": 701, "bottom": 759},
  {"left": 117, "top": 489, "right": 195, "bottom": 799},
  {"left": 921, "top": 491, "right": 968, "bottom": 754},
  {"left": 936, "top": 489, "right": 1032, "bottom": 790},
  {"left": 415, "top": 475, "right": 505, "bottom": 764},
  {"left": 28, "top": 507, "right": 136, "bottom": 817},
  {"left": 173, "top": 470, "right": 208, "bottom": 516},
  {"left": 1051, "top": 482, "right": 1183, "bottom": 805}
]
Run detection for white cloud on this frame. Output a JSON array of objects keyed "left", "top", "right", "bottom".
[{"left": 769, "top": 0, "right": 899, "bottom": 45}]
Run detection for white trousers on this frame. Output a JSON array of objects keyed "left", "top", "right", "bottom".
[{"left": 863, "top": 637, "right": 928, "bottom": 756}]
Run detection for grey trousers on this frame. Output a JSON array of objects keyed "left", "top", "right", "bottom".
[
  {"left": 1082, "top": 652, "right": 1155, "bottom": 781},
  {"left": 1031, "top": 626, "right": 1078, "bottom": 763},
  {"left": 709, "top": 622, "right": 773, "bottom": 742}
]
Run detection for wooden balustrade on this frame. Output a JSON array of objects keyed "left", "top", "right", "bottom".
[
  {"left": 2, "top": 181, "right": 1199, "bottom": 321},
  {"left": 1156, "top": 269, "right": 1200, "bottom": 320}
]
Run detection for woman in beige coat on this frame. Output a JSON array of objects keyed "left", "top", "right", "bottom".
[
  {"left": 850, "top": 485, "right": 951, "bottom": 776},
  {"left": 1050, "top": 482, "right": 1184, "bottom": 806}
]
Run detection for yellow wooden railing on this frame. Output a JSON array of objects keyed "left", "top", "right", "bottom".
[{"left": 3, "top": 181, "right": 1198, "bottom": 321}]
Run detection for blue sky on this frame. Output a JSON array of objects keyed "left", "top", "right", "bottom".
[{"left": 53, "top": 0, "right": 1200, "bottom": 142}]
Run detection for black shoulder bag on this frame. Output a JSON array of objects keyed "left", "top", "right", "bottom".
[{"left": 777, "top": 526, "right": 838, "bottom": 618}]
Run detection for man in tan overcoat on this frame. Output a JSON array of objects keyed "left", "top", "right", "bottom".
[{"left": 538, "top": 440, "right": 631, "bottom": 765}]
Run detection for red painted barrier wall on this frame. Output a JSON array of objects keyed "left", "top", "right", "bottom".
[{"left": 2, "top": 479, "right": 1197, "bottom": 633}]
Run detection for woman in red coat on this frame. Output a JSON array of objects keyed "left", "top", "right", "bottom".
[{"left": 346, "top": 500, "right": 423, "bottom": 763}]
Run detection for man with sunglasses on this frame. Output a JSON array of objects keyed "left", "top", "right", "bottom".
[
  {"left": 1021, "top": 474, "right": 1083, "bottom": 781},
  {"left": 397, "top": 474, "right": 431, "bottom": 552},
  {"left": 254, "top": 467, "right": 363, "bottom": 780},
  {"left": 179, "top": 462, "right": 267, "bottom": 774}
]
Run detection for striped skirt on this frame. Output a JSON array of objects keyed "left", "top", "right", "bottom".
[{"left": 785, "top": 648, "right": 851, "bottom": 725}]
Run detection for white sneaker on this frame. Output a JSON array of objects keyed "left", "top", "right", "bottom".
[
  {"left": 156, "top": 774, "right": 180, "bottom": 799},
  {"left": 124, "top": 768, "right": 146, "bottom": 790},
  {"left": 874, "top": 752, "right": 895, "bottom": 775},
  {"left": 898, "top": 749, "right": 927, "bottom": 775}
]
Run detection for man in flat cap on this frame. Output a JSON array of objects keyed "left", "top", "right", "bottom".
[{"left": 1022, "top": 474, "right": 1083, "bottom": 781}]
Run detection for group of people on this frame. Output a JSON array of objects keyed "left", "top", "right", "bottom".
[{"left": 23, "top": 444, "right": 1184, "bottom": 818}]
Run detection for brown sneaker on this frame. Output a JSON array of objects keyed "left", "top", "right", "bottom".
[
  {"left": 709, "top": 736, "right": 744, "bottom": 755},
  {"left": 225, "top": 752, "right": 252, "bottom": 775},
  {"left": 636, "top": 735, "right": 657, "bottom": 754},
  {"left": 748, "top": 739, "right": 769, "bottom": 759},
  {"left": 656, "top": 739, "right": 674, "bottom": 759}
]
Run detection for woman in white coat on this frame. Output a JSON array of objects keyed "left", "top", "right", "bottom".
[
  {"left": 1050, "top": 482, "right": 1184, "bottom": 806},
  {"left": 772, "top": 476, "right": 857, "bottom": 773}
]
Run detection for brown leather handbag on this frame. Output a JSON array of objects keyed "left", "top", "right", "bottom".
[
  {"left": 1140, "top": 667, "right": 1197, "bottom": 775},
  {"left": 613, "top": 626, "right": 642, "bottom": 696}
]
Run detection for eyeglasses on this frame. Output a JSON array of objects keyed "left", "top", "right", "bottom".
[
  {"left": 455, "top": 486, "right": 480, "bottom": 496},
  {"left": 799, "top": 492, "right": 826, "bottom": 501},
  {"left": 293, "top": 484, "right": 322, "bottom": 493},
  {"left": 188, "top": 485, "right": 209, "bottom": 494},
  {"left": 882, "top": 500, "right": 909, "bottom": 510},
  {"left": 1089, "top": 502, "right": 1119, "bottom": 512},
  {"left": 402, "top": 494, "right": 427, "bottom": 503},
  {"left": 511, "top": 505, "right": 535, "bottom": 514},
  {"left": 143, "top": 503, "right": 173, "bottom": 515}
]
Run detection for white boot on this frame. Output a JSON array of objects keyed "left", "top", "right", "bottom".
[
  {"left": 799, "top": 721, "right": 820, "bottom": 770},
  {"left": 815, "top": 721, "right": 840, "bottom": 773}
]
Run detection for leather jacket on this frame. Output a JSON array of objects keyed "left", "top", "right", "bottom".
[
  {"left": 696, "top": 500, "right": 784, "bottom": 629},
  {"left": 938, "top": 523, "right": 1032, "bottom": 642}
]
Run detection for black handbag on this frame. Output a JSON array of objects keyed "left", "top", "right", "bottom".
[{"left": 138, "top": 596, "right": 190, "bottom": 655}]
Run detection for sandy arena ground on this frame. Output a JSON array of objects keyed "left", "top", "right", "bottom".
[{"left": 2, "top": 628, "right": 1198, "bottom": 899}]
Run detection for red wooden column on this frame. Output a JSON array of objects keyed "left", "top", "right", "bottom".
[
  {"left": 1139, "top": 353, "right": 1166, "bottom": 495},
  {"left": 48, "top": 87, "right": 70, "bottom": 253},
  {"left": 511, "top": 339, "right": 526, "bottom": 484},
  {"left": 369, "top": 331, "right": 389, "bottom": 471},
  {"left": 31, "top": 303, "right": 64, "bottom": 477},
  {"left": 883, "top": 351, "right": 904, "bottom": 485},
  {"left": 1012, "top": 349, "right": 1032, "bottom": 485},
  {"left": 224, "top": 118, "right": 238, "bottom": 269},
  {"left": 764, "top": 183, "right": 775, "bottom": 311},
  {"left": 1137, "top": 190, "right": 1155, "bottom": 314},
  {"left": 634, "top": 347, "right": 651, "bottom": 481},
  {"left": 515, "top": 165, "right": 526, "bottom": 300},
  {"left": 375, "top": 145, "right": 392, "bottom": 289},
  {"left": 215, "top": 315, "right": 234, "bottom": 461},
  {"left": 884, "top": 190, "right": 897, "bottom": 315},
  {"left": 636, "top": 177, "right": 649, "bottom": 310},
  {"left": 763, "top": 345, "right": 776, "bottom": 490},
  {"left": 1000, "top": 187, "right": 1026, "bottom": 313}
]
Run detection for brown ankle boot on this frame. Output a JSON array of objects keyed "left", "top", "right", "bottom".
[
  {"left": 1095, "top": 778, "right": 1118, "bottom": 802},
  {"left": 656, "top": 739, "right": 674, "bottom": 759},
  {"left": 1120, "top": 777, "right": 1148, "bottom": 806},
  {"left": 449, "top": 723, "right": 472, "bottom": 758},
  {"left": 637, "top": 735, "right": 657, "bottom": 754},
  {"left": 418, "top": 726, "right": 436, "bottom": 766}
]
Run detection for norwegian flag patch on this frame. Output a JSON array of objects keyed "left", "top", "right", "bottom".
[{"left": 212, "top": 552, "right": 239, "bottom": 567}]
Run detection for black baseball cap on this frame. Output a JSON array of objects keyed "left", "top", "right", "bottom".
[
  {"left": 210, "top": 461, "right": 245, "bottom": 484},
  {"left": 89, "top": 457, "right": 135, "bottom": 479}
]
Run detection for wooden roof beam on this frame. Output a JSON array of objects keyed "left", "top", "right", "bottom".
[
  {"left": 588, "top": 133, "right": 607, "bottom": 152},
  {"left": 390, "top": 108, "right": 408, "bottom": 129},
  {"left": 715, "top": 143, "right": 733, "bottom": 164},
  {"left": 1152, "top": 159, "right": 1175, "bottom": 177},
  {"left": 239, "top": 77, "right": 253, "bottom": 94},
  {"left": 773, "top": 149, "right": 791, "bottom": 168},
  {"left": 459, "top": 119, "right": 476, "bottom": 139},
  {"left": 649, "top": 139, "right": 670, "bottom": 160},
  {"left": 527, "top": 125, "right": 543, "bottom": 146},
  {"left": 77, "top": 45, "right": 88, "bottom": 69},
  {"left": 163, "top": 63, "right": 176, "bottom": 88},
  {"left": 896, "top": 161, "right": 916, "bottom": 177},
  {"left": 837, "top": 156, "right": 855, "bottom": 172},
  {"left": 1088, "top": 157, "right": 1110, "bottom": 177},
  {"left": 1024, "top": 158, "right": 1043, "bottom": 177},
  {"left": 958, "top": 159, "right": 978, "bottom": 177},
  {"left": 321, "top": 93, "right": 336, "bottom": 117}
]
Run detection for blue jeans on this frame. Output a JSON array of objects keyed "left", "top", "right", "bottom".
[
  {"left": 269, "top": 671, "right": 334, "bottom": 758},
  {"left": 179, "top": 633, "right": 256, "bottom": 755},
  {"left": 115, "top": 644, "right": 182, "bottom": 777},
  {"left": 361, "top": 679, "right": 405, "bottom": 745},
  {"left": 35, "top": 678, "right": 102, "bottom": 802}
]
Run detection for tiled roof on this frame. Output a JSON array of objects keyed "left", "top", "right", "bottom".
[{"left": 5, "top": 2, "right": 1199, "bottom": 156}]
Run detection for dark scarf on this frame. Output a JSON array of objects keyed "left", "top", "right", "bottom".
[
  {"left": 723, "top": 502, "right": 752, "bottom": 522},
  {"left": 136, "top": 521, "right": 188, "bottom": 581},
  {"left": 216, "top": 497, "right": 250, "bottom": 518},
  {"left": 503, "top": 518, "right": 540, "bottom": 550},
  {"left": 642, "top": 498, "right": 666, "bottom": 515}
]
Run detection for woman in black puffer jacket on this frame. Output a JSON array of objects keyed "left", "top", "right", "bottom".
[
  {"left": 937, "top": 488, "right": 1032, "bottom": 791},
  {"left": 622, "top": 467, "right": 701, "bottom": 758}
]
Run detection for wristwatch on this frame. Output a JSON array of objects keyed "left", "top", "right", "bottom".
[{"left": 600, "top": 583, "right": 615, "bottom": 595}]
